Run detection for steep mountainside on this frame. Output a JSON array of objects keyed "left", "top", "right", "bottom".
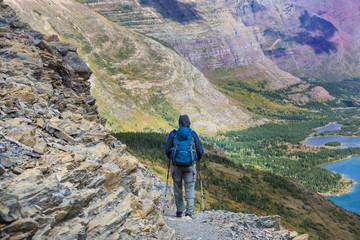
[
  {"left": 82, "top": 0, "right": 299, "bottom": 88},
  {"left": 78, "top": 0, "right": 339, "bottom": 103},
  {"left": 84, "top": 0, "right": 360, "bottom": 84},
  {"left": 6, "top": 0, "right": 253, "bottom": 133},
  {"left": 233, "top": 0, "right": 360, "bottom": 82}
]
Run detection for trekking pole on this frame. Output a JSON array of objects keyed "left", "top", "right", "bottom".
[
  {"left": 163, "top": 157, "right": 171, "bottom": 213},
  {"left": 198, "top": 161, "right": 205, "bottom": 211}
]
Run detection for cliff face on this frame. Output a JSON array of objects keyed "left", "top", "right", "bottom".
[
  {"left": 0, "top": 2, "right": 172, "bottom": 238},
  {"left": 5, "top": 0, "right": 253, "bottom": 133}
]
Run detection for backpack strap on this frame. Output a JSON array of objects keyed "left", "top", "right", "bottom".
[{"left": 171, "top": 129, "right": 178, "bottom": 166}]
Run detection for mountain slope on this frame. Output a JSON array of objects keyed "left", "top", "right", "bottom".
[
  {"left": 6, "top": 0, "right": 253, "bottom": 133},
  {"left": 113, "top": 132, "right": 360, "bottom": 240},
  {"left": 233, "top": 0, "right": 360, "bottom": 83},
  {"left": 79, "top": 0, "right": 339, "bottom": 104}
]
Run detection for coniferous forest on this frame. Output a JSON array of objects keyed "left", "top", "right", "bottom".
[
  {"left": 114, "top": 109, "right": 360, "bottom": 194},
  {"left": 112, "top": 126, "right": 360, "bottom": 239},
  {"left": 206, "top": 110, "right": 360, "bottom": 193}
]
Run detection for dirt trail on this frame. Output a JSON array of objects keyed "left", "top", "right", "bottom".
[{"left": 163, "top": 210, "right": 304, "bottom": 240}]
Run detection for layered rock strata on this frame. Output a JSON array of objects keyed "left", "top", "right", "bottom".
[
  {"left": 84, "top": 0, "right": 360, "bottom": 83},
  {"left": 0, "top": 2, "right": 172, "bottom": 239},
  {"left": 78, "top": 0, "right": 335, "bottom": 103},
  {"left": 82, "top": 0, "right": 301, "bottom": 90}
]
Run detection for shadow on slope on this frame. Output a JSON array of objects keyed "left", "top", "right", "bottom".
[{"left": 139, "top": 0, "right": 203, "bottom": 23}]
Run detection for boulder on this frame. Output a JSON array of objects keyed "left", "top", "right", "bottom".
[
  {"left": 63, "top": 51, "right": 92, "bottom": 80},
  {"left": 2, "top": 218, "right": 38, "bottom": 234},
  {"left": 12, "top": 167, "right": 24, "bottom": 175},
  {"left": 0, "top": 213, "right": 17, "bottom": 224},
  {"left": 0, "top": 164, "right": 5, "bottom": 175},
  {"left": 0, "top": 158, "right": 16, "bottom": 168}
]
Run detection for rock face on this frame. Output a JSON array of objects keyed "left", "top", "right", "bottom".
[{"left": 0, "top": 2, "right": 172, "bottom": 239}]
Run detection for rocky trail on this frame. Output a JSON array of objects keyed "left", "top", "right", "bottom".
[{"left": 163, "top": 210, "right": 308, "bottom": 240}]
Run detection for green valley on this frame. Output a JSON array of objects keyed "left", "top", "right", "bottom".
[
  {"left": 206, "top": 110, "right": 360, "bottom": 194},
  {"left": 113, "top": 131, "right": 360, "bottom": 240}
]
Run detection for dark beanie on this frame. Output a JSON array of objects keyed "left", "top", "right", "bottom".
[{"left": 179, "top": 115, "right": 191, "bottom": 127}]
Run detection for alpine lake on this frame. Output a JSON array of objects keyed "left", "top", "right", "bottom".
[{"left": 303, "top": 123, "right": 360, "bottom": 215}]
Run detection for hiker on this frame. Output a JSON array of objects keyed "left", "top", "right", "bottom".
[{"left": 165, "top": 115, "right": 204, "bottom": 218}]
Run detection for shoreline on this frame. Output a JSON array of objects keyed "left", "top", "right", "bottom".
[
  {"left": 320, "top": 155, "right": 360, "bottom": 197},
  {"left": 320, "top": 154, "right": 360, "bottom": 167},
  {"left": 320, "top": 173, "right": 357, "bottom": 197}
]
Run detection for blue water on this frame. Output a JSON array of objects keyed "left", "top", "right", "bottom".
[
  {"left": 323, "top": 156, "right": 360, "bottom": 215},
  {"left": 304, "top": 123, "right": 360, "bottom": 214},
  {"left": 302, "top": 136, "right": 360, "bottom": 148},
  {"left": 315, "top": 123, "right": 342, "bottom": 132},
  {"left": 302, "top": 123, "right": 359, "bottom": 148}
]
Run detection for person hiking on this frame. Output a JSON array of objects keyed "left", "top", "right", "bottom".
[{"left": 165, "top": 115, "right": 204, "bottom": 218}]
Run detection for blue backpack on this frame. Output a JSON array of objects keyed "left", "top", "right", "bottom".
[{"left": 170, "top": 127, "right": 196, "bottom": 166}]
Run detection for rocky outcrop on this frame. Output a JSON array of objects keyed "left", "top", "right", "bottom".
[
  {"left": 36, "top": 34, "right": 93, "bottom": 93},
  {"left": 0, "top": 2, "right": 172, "bottom": 239}
]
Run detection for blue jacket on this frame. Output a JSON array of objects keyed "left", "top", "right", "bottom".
[{"left": 165, "top": 115, "right": 204, "bottom": 160}]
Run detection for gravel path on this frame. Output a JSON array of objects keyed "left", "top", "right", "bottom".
[{"left": 163, "top": 210, "right": 301, "bottom": 240}]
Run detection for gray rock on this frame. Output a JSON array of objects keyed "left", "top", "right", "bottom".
[
  {"left": 0, "top": 164, "right": 5, "bottom": 175},
  {"left": 0, "top": 213, "right": 17, "bottom": 224},
  {"left": 25, "top": 152, "right": 42, "bottom": 158},
  {"left": 63, "top": 51, "right": 92, "bottom": 79},
  {"left": 0, "top": 157, "right": 16, "bottom": 168},
  {"left": 12, "top": 167, "right": 24, "bottom": 175},
  {"left": 86, "top": 96, "right": 96, "bottom": 106},
  {"left": 0, "top": 142, "right": 5, "bottom": 152}
]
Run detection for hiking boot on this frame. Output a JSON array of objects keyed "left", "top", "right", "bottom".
[
  {"left": 176, "top": 211, "right": 182, "bottom": 217},
  {"left": 185, "top": 213, "right": 192, "bottom": 218}
]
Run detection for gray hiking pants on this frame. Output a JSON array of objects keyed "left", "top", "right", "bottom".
[{"left": 171, "top": 163, "right": 197, "bottom": 215}]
